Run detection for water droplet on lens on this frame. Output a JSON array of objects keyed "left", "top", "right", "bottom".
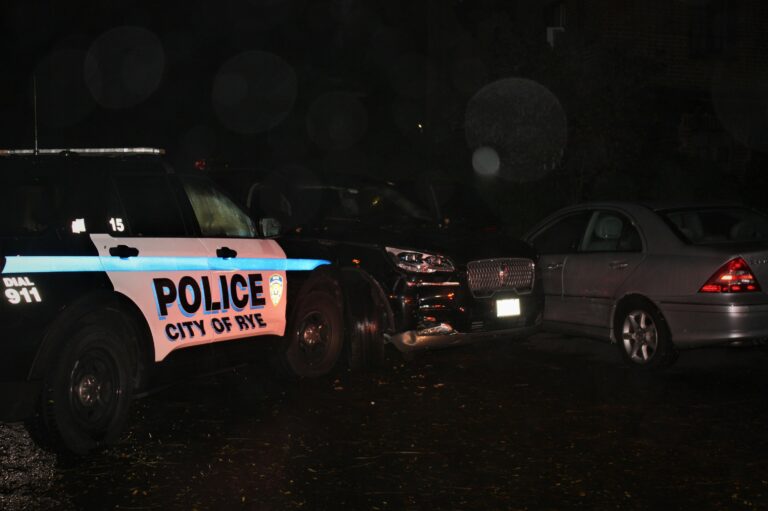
[
  {"left": 212, "top": 51, "right": 297, "bottom": 135},
  {"left": 472, "top": 146, "right": 501, "bottom": 176},
  {"left": 85, "top": 26, "right": 165, "bottom": 109},
  {"left": 465, "top": 78, "right": 567, "bottom": 183}
]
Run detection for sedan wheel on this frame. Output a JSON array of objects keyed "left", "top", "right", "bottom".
[
  {"left": 615, "top": 299, "right": 677, "bottom": 369},
  {"left": 621, "top": 310, "right": 659, "bottom": 364}
]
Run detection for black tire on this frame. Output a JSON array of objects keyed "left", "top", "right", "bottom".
[
  {"left": 614, "top": 298, "right": 677, "bottom": 369},
  {"left": 25, "top": 313, "right": 135, "bottom": 456},
  {"left": 347, "top": 317, "right": 386, "bottom": 371},
  {"left": 283, "top": 290, "right": 344, "bottom": 378},
  {"left": 346, "top": 295, "right": 387, "bottom": 372}
]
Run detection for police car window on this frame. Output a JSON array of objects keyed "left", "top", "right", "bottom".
[
  {"left": 181, "top": 176, "right": 256, "bottom": 238},
  {"left": 113, "top": 174, "right": 188, "bottom": 237},
  {"left": 65, "top": 168, "right": 112, "bottom": 235},
  {"left": 0, "top": 168, "right": 62, "bottom": 236}
]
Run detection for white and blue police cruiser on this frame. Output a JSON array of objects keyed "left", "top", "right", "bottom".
[{"left": 0, "top": 147, "right": 333, "bottom": 455}]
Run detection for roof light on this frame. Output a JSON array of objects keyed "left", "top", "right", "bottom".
[{"left": 0, "top": 147, "right": 164, "bottom": 156}]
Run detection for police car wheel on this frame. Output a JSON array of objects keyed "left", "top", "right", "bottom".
[
  {"left": 34, "top": 317, "right": 135, "bottom": 455},
  {"left": 284, "top": 291, "right": 343, "bottom": 378}
]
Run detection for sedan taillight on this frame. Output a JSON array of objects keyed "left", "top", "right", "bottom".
[{"left": 699, "top": 257, "right": 761, "bottom": 293}]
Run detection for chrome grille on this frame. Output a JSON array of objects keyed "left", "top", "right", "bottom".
[{"left": 467, "top": 258, "right": 534, "bottom": 297}]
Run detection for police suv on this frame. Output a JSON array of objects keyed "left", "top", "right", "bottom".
[{"left": 0, "top": 148, "right": 330, "bottom": 455}]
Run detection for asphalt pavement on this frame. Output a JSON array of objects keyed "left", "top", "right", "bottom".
[{"left": 2, "top": 333, "right": 768, "bottom": 510}]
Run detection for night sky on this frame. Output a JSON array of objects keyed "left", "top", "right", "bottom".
[
  {"left": 2, "top": 1, "right": 446, "bottom": 173},
  {"left": 3, "top": 0, "right": 768, "bottom": 228}
]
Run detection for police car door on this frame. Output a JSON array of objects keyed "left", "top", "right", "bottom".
[
  {"left": 92, "top": 166, "right": 214, "bottom": 362},
  {"left": 178, "top": 174, "right": 287, "bottom": 344}
]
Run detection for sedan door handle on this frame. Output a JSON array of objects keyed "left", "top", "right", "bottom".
[
  {"left": 544, "top": 262, "right": 564, "bottom": 270},
  {"left": 609, "top": 261, "right": 629, "bottom": 270},
  {"left": 109, "top": 245, "right": 139, "bottom": 258},
  {"left": 216, "top": 246, "right": 238, "bottom": 259}
]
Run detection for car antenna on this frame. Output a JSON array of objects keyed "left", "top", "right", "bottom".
[{"left": 32, "top": 74, "right": 39, "bottom": 155}]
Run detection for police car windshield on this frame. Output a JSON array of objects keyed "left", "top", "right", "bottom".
[{"left": 296, "top": 184, "right": 433, "bottom": 225}]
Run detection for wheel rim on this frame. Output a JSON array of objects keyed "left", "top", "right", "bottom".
[
  {"left": 621, "top": 309, "right": 658, "bottom": 364},
  {"left": 68, "top": 346, "right": 122, "bottom": 433},
  {"left": 296, "top": 311, "right": 331, "bottom": 367}
]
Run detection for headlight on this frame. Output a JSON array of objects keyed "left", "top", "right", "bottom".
[{"left": 385, "top": 247, "right": 455, "bottom": 273}]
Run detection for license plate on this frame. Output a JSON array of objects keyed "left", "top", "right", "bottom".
[{"left": 496, "top": 298, "right": 520, "bottom": 317}]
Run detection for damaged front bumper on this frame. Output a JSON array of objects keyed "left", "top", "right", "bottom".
[{"left": 387, "top": 321, "right": 541, "bottom": 352}]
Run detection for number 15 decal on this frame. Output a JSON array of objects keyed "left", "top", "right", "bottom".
[{"left": 109, "top": 217, "right": 125, "bottom": 232}]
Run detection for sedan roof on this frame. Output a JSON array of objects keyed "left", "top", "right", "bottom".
[{"left": 556, "top": 200, "right": 746, "bottom": 213}]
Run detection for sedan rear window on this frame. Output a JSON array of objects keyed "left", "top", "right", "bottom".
[{"left": 661, "top": 208, "right": 768, "bottom": 244}]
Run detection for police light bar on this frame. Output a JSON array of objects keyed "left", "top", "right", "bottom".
[{"left": 0, "top": 147, "right": 165, "bottom": 156}]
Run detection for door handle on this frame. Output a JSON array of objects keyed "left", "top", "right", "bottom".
[
  {"left": 216, "top": 246, "right": 238, "bottom": 259},
  {"left": 109, "top": 245, "right": 139, "bottom": 258},
  {"left": 544, "top": 262, "right": 563, "bottom": 270},
  {"left": 609, "top": 261, "right": 629, "bottom": 270}
]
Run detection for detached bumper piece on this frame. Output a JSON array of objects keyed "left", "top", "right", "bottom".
[{"left": 387, "top": 322, "right": 541, "bottom": 352}]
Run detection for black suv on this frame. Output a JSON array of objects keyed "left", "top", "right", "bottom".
[
  {"left": 211, "top": 167, "right": 544, "bottom": 369},
  {"left": 0, "top": 148, "right": 332, "bottom": 455}
]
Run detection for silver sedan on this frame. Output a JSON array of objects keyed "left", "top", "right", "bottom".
[{"left": 524, "top": 202, "right": 768, "bottom": 368}]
